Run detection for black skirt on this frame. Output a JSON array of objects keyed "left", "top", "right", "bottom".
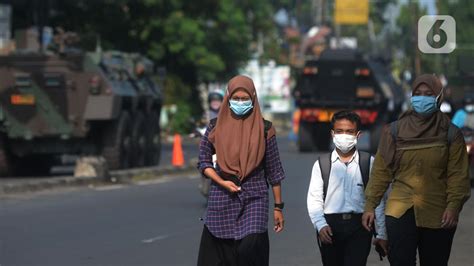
[{"left": 197, "top": 226, "right": 269, "bottom": 266}]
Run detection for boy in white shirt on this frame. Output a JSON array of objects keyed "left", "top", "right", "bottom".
[{"left": 307, "top": 110, "right": 387, "bottom": 266}]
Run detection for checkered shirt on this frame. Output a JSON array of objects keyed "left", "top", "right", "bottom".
[{"left": 197, "top": 122, "right": 285, "bottom": 240}]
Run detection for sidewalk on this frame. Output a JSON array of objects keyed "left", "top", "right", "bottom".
[{"left": 0, "top": 158, "right": 198, "bottom": 195}]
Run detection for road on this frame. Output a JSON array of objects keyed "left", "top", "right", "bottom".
[{"left": 0, "top": 137, "right": 472, "bottom": 266}]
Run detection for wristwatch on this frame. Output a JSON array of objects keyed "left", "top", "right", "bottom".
[{"left": 274, "top": 202, "right": 285, "bottom": 210}]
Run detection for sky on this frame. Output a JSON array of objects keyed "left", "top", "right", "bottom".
[{"left": 399, "top": 0, "right": 437, "bottom": 15}]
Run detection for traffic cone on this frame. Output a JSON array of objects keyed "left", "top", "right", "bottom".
[{"left": 172, "top": 134, "right": 185, "bottom": 167}]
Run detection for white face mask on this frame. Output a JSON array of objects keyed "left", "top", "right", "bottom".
[
  {"left": 466, "top": 104, "right": 474, "bottom": 113},
  {"left": 333, "top": 133, "right": 358, "bottom": 154}
]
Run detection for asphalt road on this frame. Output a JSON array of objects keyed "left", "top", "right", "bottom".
[{"left": 0, "top": 137, "right": 472, "bottom": 266}]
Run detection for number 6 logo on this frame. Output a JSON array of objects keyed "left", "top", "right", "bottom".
[{"left": 418, "top": 15, "right": 456, "bottom": 54}]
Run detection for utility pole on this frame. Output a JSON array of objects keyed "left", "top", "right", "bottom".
[
  {"left": 314, "top": 0, "right": 322, "bottom": 25},
  {"left": 412, "top": 1, "right": 421, "bottom": 76},
  {"left": 435, "top": 0, "right": 442, "bottom": 74}
]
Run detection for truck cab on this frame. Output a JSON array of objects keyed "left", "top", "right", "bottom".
[{"left": 294, "top": 49, "right": 403, "bottom": 152}]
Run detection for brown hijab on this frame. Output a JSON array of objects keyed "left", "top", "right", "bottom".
[
  {"left": 208, "top": 75, "right": 276, "bottom": 180},
  {"left": 378, "top": 74, "right": 452, "bottom": 171}
]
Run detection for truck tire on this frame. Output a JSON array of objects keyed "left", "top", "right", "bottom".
[
  {"left": 314, "top": 122, "right": 331, "bottom": 151},
  {"left": 17, "top": 155, "right": 54, "bottom": 176},
  {"left": 131, "top": 112, "right": 147, "bottom": 167},
  {"left": 102, "top": 111, "right": 133, "bottom": 169},
  {"left": 144, "top": 112, "right": 161, "bottom": 166},
  {"left": 0, "top": 137, "right": 13, "bottom": 176},
  {"left": 298, "top": 122, "right": 315, "bottom": 152}
]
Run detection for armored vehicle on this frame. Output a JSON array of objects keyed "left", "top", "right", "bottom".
[
  {"left": 0, "top": 50, "right": 163, "bottom": 176},
  {"left": 294, "top": 49, "right": 403, "bottom": 152}
]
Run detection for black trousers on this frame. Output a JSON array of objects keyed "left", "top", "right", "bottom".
[
  {"left": 386, "top": 208, "right": 456, "bottom": 266},
  {"left": 197, "top": 226, "right": 269, "bottom": 266},
  {"left": 318, "top": 213, "right": 372, "bottom": 266}
]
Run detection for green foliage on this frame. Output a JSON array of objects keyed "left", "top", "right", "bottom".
[
  {"left": 438, "top": 0, "right": 474, "bottom": 77},
  {"left": 169, "top": 102, "right": 193, "bottom": 134},
  {"left": 11, "top": 0, "right": 289, "bottom": 132},
  {"left": 394, "top": 0, "right": 474, "bottom": 77}
]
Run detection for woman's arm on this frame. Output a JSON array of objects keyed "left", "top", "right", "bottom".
[
  {"left": 272, "top": 183, "right": 284, "bottom": 233},
  {"left": 198, "top": 125, "right": 240, "bottom": 193},
  {"left": 204, "top": 167, "right": 240, "bottom": 193},
  {"left": 442, "top": 130, "right": 471, "bottom": 228},
  {"left": 264, "top": 134, "right": 286, "bottom": 233}
]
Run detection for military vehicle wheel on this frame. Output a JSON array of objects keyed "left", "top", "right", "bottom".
[
  {"left": 145, "top": 112, "right": 161, "bottom": 166},
  {"left": 16, "top": 155, "right": 55, "bottom": 176},
  {"left": 314, "top": 122, "right": 331, "bottom": 151},
  {"left": 103, "top": 112, "right": 133, "bottom": 169},
  {"left": 131, "top": 112, "right": 147, "bottom": 167},
  {"left": 298, "top": 122, "right": 315, "bottom": 152},
  {"left": 0, "top": 137, "right": 13, "bottom": 176}
]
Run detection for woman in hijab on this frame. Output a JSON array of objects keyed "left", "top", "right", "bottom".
[
  {"left": 362, "top": 74, "right": 471, "bottom": 266},
  {"left": 197, "top": 75, "right": 286, "bottom": 266}
]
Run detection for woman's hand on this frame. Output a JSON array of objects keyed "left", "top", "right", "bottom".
[
  {"left": 362, "top": 211, "right": 375, "bottom": 231},
  {"left": 373, "top": 238, "right": 388, "bottom": 257},
  {"left": 219, "top": 180, "right": 241, "bottom": 193},
  {"left": 441, "top": 209, "right": 459, "bottom": 228},
  {"left": 274, "top": 209, "right": 284, "bottom": 233}
]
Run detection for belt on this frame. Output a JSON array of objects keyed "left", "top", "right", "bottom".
[{"left": 325, "top": 212, "right": 362, "bottom": 221}]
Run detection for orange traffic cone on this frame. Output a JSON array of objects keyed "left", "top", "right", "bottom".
[{"left": 172, "top": 134, "right": 185, "bottom": 167}]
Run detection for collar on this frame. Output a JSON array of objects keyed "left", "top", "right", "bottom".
[{"left": 331, "top": 149, "right": 359, "bottom": 165}]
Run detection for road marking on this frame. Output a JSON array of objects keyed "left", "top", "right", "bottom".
[
  {"left": 136, "top": 174, "right": 199, "bottom": 185},
  {"left": 93, "top": 185, "right": 125, "bottom": 191},
  {"left": 136, "top": 177, "right": 171, "bottom": 186},
  {"left": 141, "top": 235, "right": 169, "bottom": 243}
]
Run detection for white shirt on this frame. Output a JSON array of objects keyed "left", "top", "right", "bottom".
[{"left": 307, "top": 150, "right": 387, "bottom": 240}]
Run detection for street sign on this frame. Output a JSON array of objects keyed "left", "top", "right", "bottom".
[{"left": 334, "top": 0, "right": 369, "bottom": 25}]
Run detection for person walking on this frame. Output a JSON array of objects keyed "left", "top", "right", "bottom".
[
  {"left": 362, "top": 74, "right": 471, "bottom": 266},
  {"left": 197, "top": 75, "right": 286, "bottom": 266},
  {"left": 307, "top": 110, "right": 388, "bottom": 266}
]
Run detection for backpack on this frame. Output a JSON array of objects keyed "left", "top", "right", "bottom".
[
  {"left": 318, "top": 150, "right": 371, "bottom": 200},
  {"left": 209, "top": 118, "right": 273, "bottom": 138},
  {"left": 389, "top": 121, "right": 456, "bottom": 145}
]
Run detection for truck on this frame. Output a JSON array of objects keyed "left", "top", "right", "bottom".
[
  {"left": 293, "top": 49, "right": 404, "bottom": 152},
  {"left": 0, "top": 47, "right": 163, "bottom": 176}
]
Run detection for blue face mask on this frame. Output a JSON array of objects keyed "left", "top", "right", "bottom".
[
  {"left": 411, "top": 96, "right": 438, "bottom": 115},
  {"left": 229, "top": 100, "right": 253, "bottom": 116}
]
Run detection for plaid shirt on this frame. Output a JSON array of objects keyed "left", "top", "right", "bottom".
[{"left": 198, "top": 122, "right": 285, "bottom": 240}]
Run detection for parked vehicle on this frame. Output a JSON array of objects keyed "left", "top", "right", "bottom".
[
  {"left": 293, "top": 49, "right": 404, "bottom": 152},
  {"left": 0, "top": 46, "right": 163, "bottom": 176}
]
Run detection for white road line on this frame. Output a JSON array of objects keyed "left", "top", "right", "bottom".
[
  {"left": 136, "top": 178, "right": 171, "bottom": 186},
  {"left": 136, "top": 174, "right": 199, "bottom": 185},
  {"left": 93, "top": 185, "right": 125, "bottom": 191},
  {"left": 141, "top": 235, "right": 169, "bottom": 243}
]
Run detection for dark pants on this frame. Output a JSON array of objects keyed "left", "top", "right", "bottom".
[
  {"left": 318, "top": 213, "right": 372, "bottom": 266},
  {"left": 386, "top": 208, "right": 456, "bottom": 266},
  {"left": 197, "top": 226, "right": 269, "bottom": 266}
]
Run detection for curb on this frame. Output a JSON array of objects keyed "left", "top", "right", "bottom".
[{"left": 0, "top": 158, "right": 199, "bottom": 195}]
